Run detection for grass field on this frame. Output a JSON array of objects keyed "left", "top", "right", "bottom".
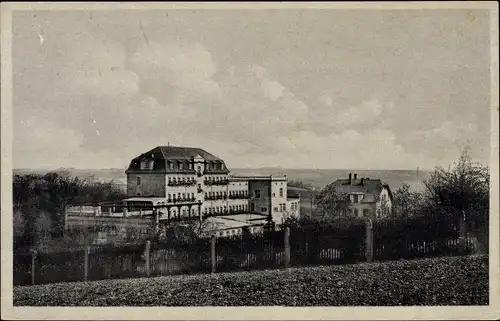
[{"left": 14, "top": 255, "right": 488, "bottom": 306}]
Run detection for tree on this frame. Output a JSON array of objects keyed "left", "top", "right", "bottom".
[
  {"left": 423, "top": 147, "right": 489, "bottom": 214},
  {"left": 423, "top": 147, "right": 489, "bottom": 252},
  {"left": 313, "top": 183, "right": 351, "bottom": 219},
  {"left": 12, "top": 171, "right": 127, "bottom": 250},
  {"left": 392, "top": 183, "right": 424, "bottom": 218}
]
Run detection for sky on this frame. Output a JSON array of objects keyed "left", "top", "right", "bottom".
[{"left": 12, "top": 9, "right": 492, "bottom": 170}]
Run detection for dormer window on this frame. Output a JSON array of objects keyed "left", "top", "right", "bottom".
[
  {"left": 168, "top": 161, "right": 173, "bottom": 170},
  {"left": 140, "top": 160, "right": 147, "bottom": 170},
  {"left": 148, "top": 160, "right": 154, "bottom": 170},
  {"left": 179, "top": 162, "right": 184, "bottom": 170}
]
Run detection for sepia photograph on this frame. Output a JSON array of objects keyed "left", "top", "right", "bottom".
[{"left": 1, "top": 1, "right": 499, "bottom": 320}]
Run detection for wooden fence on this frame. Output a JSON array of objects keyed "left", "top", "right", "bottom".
[{"left": 13, "top": 215, "right": 475, "bottom": 286}]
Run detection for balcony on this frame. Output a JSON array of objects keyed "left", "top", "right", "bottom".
[
  {"left": 204, "top": 194, "right": 228, "bottom": 201},
  {"left": 228, "top": 192, "right": 249, "bottom": 200},
  {"left": 203, "top": 179, "right": 229, "bottom": 186},
  {"left": 169, "top": 197, "right": 197, "bottom": 203},
  {"left": 168, "top": 180, "right": 197, "bottom": 187}
]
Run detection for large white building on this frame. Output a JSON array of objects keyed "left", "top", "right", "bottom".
[
  {"left": 65, "top": 145, "right": 300, "bottom": 237},
  {"left": 124, "top": 146, "right": 299, "bottom": 224}
]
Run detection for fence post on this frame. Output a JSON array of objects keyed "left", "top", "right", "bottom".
[
  {"left": 211, "top": 235, "right": 216, "bottom": 273},
  {"left": 458, "top": 211, "right": 468, "bottom": 254},
  {"left": 284, "top": 227, "right": 290, "bottom": 268},
  {"left": 145, "top": 240, "right": 151, "bottom": 276},
  {"left": 365, "top": 218, "right": 373, "bottom": 263},
  {"left": 31, "top": 249, "right": 37, "bottom": 286},
  {"left": 84, "top": 245, "right": 90, "bottom": 281}
]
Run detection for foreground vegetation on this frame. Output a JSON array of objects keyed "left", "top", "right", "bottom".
[{"left": 14, "top": 255, "right": 488, "bottom": 306}]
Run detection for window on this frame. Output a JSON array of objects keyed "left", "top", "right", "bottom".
[
  {"left": 279, "top": 204, "right": 283, "bottom": 212},
  {"left": 191, "top": 193, "right": 194, "bottom": 199},
  {"left": 255, "top": 189, "right": 261, "bottom": 198},
  {"left": 179, "top": 162, "right": 184, "bottom": 170},
  {"left": 168, "top": 161, "right": 173, "bottom": 170},
  {"left": 261, "top": 207, "right": 267, "bottom": 212},
  {"left": 168, "top": 193, "right": 171, "bottom": 200},
  {"left": 197, "top": 166, "right": 201, "bottom": 172},
  {"left": 279, "top": 188, "right": 283, "bottom": 197},
  {"left": 137, "top": 177, "right": 141, "bottom": 185},
  {"left": 189, "top": 163, "right": 193, "bottom": 169},
  {"left": 353, "top": 194, "right": 359, "bottom": 203},
  {"left": 274, "top": 207, "right": 279, "bottom": 212}
]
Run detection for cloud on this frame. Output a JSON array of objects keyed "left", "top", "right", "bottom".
[
  {"left": 12, "top": 11, "right": 490, "bottom": 170},
  {"left": 250, "top": 64, "right": 287, "bottom": 101},
  {"left": 336, "top": 98, "right": 384, "bottom": 127},
  {"left": 13, "top": 114, "right": 126, "bottom": 169},
  {"left": 129, "top": 41, "right": 221, "bottom": 102},
  {"left": 319, "top": 94, "right": 333, "bottom": 106}
]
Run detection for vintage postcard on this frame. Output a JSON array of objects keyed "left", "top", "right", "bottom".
[{"left": 1, "top": 1, "right": 499, "bottom": 320}]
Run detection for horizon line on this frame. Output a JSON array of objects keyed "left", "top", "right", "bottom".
[{"left": 12, "top": 166, "right": 434, "bottom": 172}]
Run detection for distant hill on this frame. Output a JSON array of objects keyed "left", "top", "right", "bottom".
[
  {"left": 230, "top": 168, "right": 429, "bottom": 191},
  {"left": 13, "top": 167, "right": 429, "bottom": 192}
]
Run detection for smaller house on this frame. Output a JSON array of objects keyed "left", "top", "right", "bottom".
[{"left": 330, "top": 173, "right": 393, "bottom": 219}]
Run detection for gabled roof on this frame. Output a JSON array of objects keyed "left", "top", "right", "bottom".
[
  {"left": 329, "top": 178, "right": 392, "bottom": 202},
  {"left": 125, "top": 146, "right": 229, "bottom": 173}
]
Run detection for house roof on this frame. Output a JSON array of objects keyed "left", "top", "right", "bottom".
[
  {"left": 126, "top": 146, "right": 229, "bottom": 173},
  {"left": 329, "top": 178, "right": 392, "bottom": 202},
  {"left": 154, "top": 146, "right": 222, "bottom": 161}
]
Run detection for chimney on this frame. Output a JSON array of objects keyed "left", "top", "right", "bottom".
[
  {"left": 348, "top": 173, "right": 352, "bottom": 183},
  {"left": 354, "top": 173, "right": 358, "bottom": 180},
  {"left": 361, "top": 178, "right": 364, "bottom": 185}
]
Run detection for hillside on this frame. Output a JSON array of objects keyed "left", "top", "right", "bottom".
[{"left": 14, "top": 255, "right": 488, "bottom": 306}]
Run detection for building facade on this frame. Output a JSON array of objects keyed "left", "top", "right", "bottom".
[
  {"left": 65, "top": 145, "right": 300, "bottom": 239},
  {"left": 329, "top": 173, "right": 393, "bottom": 219},
  {"left": 124, "top": 146, "right": 299, "bottom": 223}
]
